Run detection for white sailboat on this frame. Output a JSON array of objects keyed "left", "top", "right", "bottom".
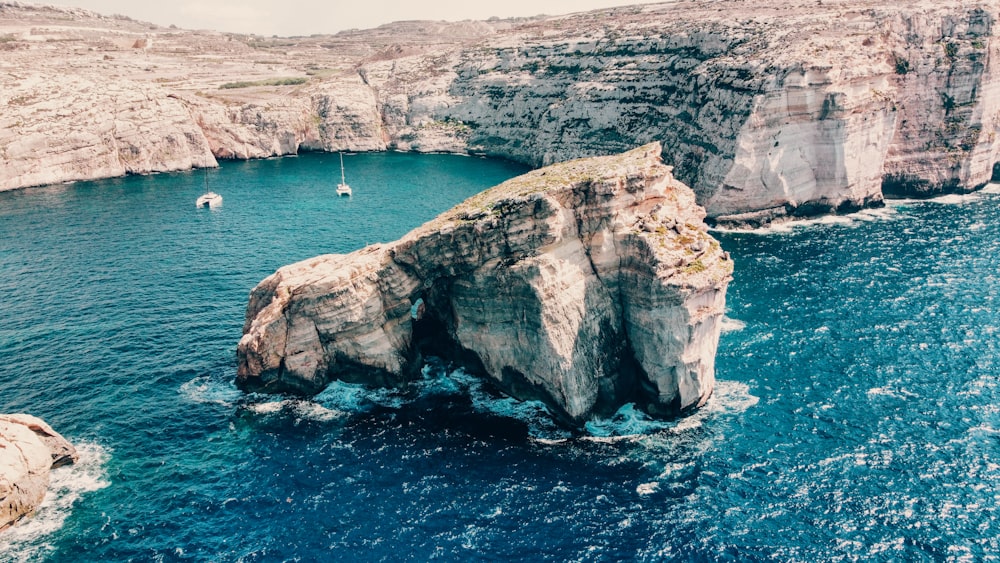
[
  {"left": 196, "top": 191, "right": 222, "bottom": 208},
  {"left": 336, "top": 152, "right": 352, "bottom": 197},
  {"left": 196, "top": 168, "right": 222, "bottom": 208}
]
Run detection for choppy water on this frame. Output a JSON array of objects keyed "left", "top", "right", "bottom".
[{"left": 1, "top": 155, "right": 998, "bottom": 561}]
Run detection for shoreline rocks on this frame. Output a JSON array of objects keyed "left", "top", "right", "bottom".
[
  {"left": 237, "top": 143, "right": 732, "bottom": 425},
  {"left": 0, "top": 414, "right": 78, "bottom": 532}
]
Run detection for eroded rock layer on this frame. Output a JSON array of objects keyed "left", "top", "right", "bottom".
[{"left": 237, "top": 143, "right": 732, "bottom": 424}]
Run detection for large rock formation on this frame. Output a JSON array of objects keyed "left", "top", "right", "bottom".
[
  {"left": 0, "top": 414, "right": 78, "bottom": 532},
  {"left": 391, "top": 0, "right": 1000, "bottom": 225},
  {"left": 2, "top": 1, "right": 1000, "bottom": 225},
  {"left": 237, "top": 143, "right": 732, "bottom": 424}
]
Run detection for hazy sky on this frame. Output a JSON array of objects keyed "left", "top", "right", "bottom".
[{"left": 37, "top": 0, "right": 665, "bottom": 36}]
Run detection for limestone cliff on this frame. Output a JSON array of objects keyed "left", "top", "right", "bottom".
[
  {"left": 399, "top": 0, "right": 1000, "bottom": 224},
  {"left": 237, "top": 143, "right": 732, "bottom": 424},
  {"left": 3, "top": 1, "right": 1000, "bottom": 225},
  {"left": 0, "top": 414, "right": 78, "bottom": 532},
  {"left": 1, "top": 72, "right": 217, "bottom": 189}
]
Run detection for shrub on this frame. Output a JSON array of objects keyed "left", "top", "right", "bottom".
[
  {"left": 893, "top": 54, "right": 910, "bottom": 75},
  {"left": 944, "top": 41, "right": 959, "bottom": 61},
  {"left": 219, "top": 77, "right": 308, "bottom": 89}
]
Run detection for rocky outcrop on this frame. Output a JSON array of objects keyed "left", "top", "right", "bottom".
[
  {"left": 0, "top": 414, "right": 78, "bottom": 532},
  {"left": 237, "top": 143, "right": 732, "bottom": 424},
  {"left": 2, "top": 1, "right": 999, "bottom": 225}
]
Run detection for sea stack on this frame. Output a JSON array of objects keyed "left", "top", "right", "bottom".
[
  {"left": 237, "top": 143, "right": 732, "bottom": 424},
  {"left": 0, "top": 414, "right": 78, "bottom": 531}
]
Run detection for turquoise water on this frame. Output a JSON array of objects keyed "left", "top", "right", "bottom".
[{"left": 1, "top": 154, "right": 998, "bottom": 561}]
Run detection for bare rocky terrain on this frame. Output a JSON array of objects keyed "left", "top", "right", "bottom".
[{"left": 2, "top": 1, "right": 999, "bottom": 225}]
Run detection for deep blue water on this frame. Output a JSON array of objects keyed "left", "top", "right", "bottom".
[{"left": 1, "top": 154, "right": 998, "bottom": 562}]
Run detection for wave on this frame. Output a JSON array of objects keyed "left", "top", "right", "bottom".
[
  {"left": 917, "top": 193, "right": 982, "bottom": 205},
  {"left": 230, "top": 362, "right": 758, "bottom": 441},
  {"left": 968, "top": 423, "right": 1000, "bottom": 436},
  {"left": 866, "top": 386, "right": 919, "bottom": 400},
  {"left": 179, "top": 375, "right": 243, "bottom": 407},
  {"left": 711, "top": 206, "right": 899, "bottom": 235},
  {"left": 0, "top": 442, "right": 111, "bottom": 562},
  {"left": 243, "top": 398, "right": 346, "bottom": 423},
  {"left": 237, "top": 376, "right": 412, "bottom": 425},
  {"left": 584, "top": 403, "right": 675, "bottom": 439},
  {"left": 890, "top": 184, "right": 1000, "bottom": 207},
  {"left": 720, "top": 316, "right": 746, "bottom": 333},
  {"left": 583, "top": 380, "right": 759, "bottom": 440},
  {"left": 432, "top": 368, "right": 573, "bottom": 441}
]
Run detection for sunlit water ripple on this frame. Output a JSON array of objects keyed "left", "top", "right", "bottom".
[{"left": 1, "top": 154, "right": 997, "bottom": 561}]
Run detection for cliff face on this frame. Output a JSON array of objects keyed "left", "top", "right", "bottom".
[
  {"left": 348, "top": 1, "right": 1000, "bottom": 224},
  {"left": 237, "top": 143, "right": 732, "bottom": 424},
  {"left": 0, "top": 414, "right": 77, "bottom": 532},
  {"left": 3, "top": 1, "right": 999, "bottom": 224},
  {"left": 880, "top": 7, "right": 1000, "bottom": 196},
  {"left": 399, "top": 0, "right": 1000, "bottom": 224},
  {"left": 1, "top": 72, "right": 217, "bottom": 188}
]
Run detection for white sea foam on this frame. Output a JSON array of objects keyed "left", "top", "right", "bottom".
[
  {"left": 313, "top": 378, "right": 410, "bottom": 412},
  {"left": 636, "top": 482, "right": 659, "bottom": 495},
  {"left": 179, "top": 375, "right": 243, "bottom": 407},
  {"left": 720, "top": 316, "right": 746, "bottom": 333},
  {"left": 711, "top": 206, "right": 899, "bottom": 235},
  {"left": 866, "top": 386, "right": 918, "bottom": 400},
  {"left": 853, "top": 207, "right": 898, "bottom": 222},
  {"left": 314, "top": 380, "right": 378, "bottom": 411},
  {"left": 585, "top": 403, "right": 674, "bottom": 438},
  {"left": 928, "top": 193, "right": 980, "bottom": 205},
  {"left": 238, "top": 364, "right": 758, "bottom": 441},
  {"left": 582, "top": 381, "right": 759, "bottom": 439},
  {"left": 892, "top": 186, "right": 1000, "bottom": 207},
  {"left": 427, "top": 366, "right": 478, "bottom": 396},
  {"left": 968, "top": 423, "right": 1000, "bottom": 436},
  {"left": 290, "top": 401, "right": 344, "bottom": 422},
  {"left": 244, "top": 398, "right": 345, "bottom": 422},
  {"left": 456, "top": 369, "right": 573, "bottom": 440},
  {"left": 702, "top": 380, "right": 760, "bottom": 417},
  {"left": 0, "top": 442, "right": 111, "bottom": 562}
]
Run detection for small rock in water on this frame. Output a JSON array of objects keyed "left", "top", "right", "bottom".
[{"left": 0, "top": 414, "right": 78, "bottom": 531}]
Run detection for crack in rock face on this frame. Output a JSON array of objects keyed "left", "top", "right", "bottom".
[{"left": 237, "top": 143, "right": 732, "bottom": 426}]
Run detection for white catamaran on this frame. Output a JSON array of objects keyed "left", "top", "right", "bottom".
[
  {"left": 196, "top": 168, "right": 222, "bottom": 208},
  {"left": 336, "top": 153, "right": 352, "bottom": 197}
]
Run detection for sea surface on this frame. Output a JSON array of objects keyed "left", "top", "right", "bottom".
[{"left": 1, "top": 154, "right": 997, "bottom": 562}]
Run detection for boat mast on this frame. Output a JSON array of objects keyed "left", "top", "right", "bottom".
[{"left": 340, "top": 153, "right": 346, "bottom": 185}]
